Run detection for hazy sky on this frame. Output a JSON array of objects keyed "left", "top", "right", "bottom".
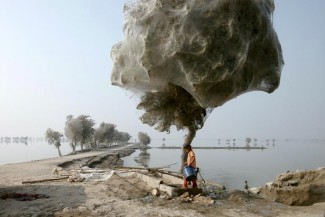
[{"left": 0, "top": 0, "right": 324, "bottom": 144}]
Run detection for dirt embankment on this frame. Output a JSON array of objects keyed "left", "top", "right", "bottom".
[{"left": 258, "top": 167, "right": 325, "bottom": 206}]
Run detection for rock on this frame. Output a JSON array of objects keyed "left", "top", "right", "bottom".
[
  {"left": 180, "top": 192, "right": 190, "bottom": 198},
  {"left": 159, "top": 194, "right": 172, "bottom": 200},
  {"left": 77, "top": 206, "right": 87, "bottom": 212},
  {"left": 228, "top": 190, "right": 250, "bottom": 203},
  {"left": 250, "top": 187, "right": 261, "bottom": 194},
  {"left": 193, "top": 194, "right": 215, "bottom": 205},
  {"left": 62, "top": 207, "right": 70, "bottom": 213},
  {"left": 152, "top": 188, "right": 160, "bottom": 196},
  {"left": 176, "top": 187, "right": 203, "bottom": 197},
  {"left": 214, "top": 200, "right": 224, "bottom": 206},
  {"left": 265, "top": 181, "right": 274, "bottom": 188},
  {"left": 287, "top": 180, "right": 299, "bottom": 186},
  {"left": 89, "top": 203, "right": 100, "bottom": 210},
  {"left": 51, "top": 167, "right": 60, "bottom": 175}
]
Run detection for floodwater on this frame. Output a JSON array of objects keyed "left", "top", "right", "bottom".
[
  {"left": 122, "top": 139, "right": 325, "bottom": 190},
  {"left": 0, "top": 138, "right": 71, "bottom": 165}
]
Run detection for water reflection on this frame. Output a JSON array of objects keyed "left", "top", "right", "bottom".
[
  {"left": 134, "top": 147, "right": 151, "bottom": 167},
  {"left": 0, "top": 137, "right": 30, "bottom": 145},
  {"left": 0, "top": 136, "right": 69, "bottom": 145},
  {"left": 254, "top": 138, "right": 257, "bottom": 146},
  {"left": 263, "top": 139, "right": 276, "bottom": 147}
]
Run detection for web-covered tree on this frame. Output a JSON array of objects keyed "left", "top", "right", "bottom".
[
  {"left": 78, "top": 115, "right": 95, "bottom": 150},
  {"left": 64, "top": 115, "right": 81, "bottom": 152},
  {"left": 111, "top": 0, "right": 283, "bottom": 172},
  {"left": 137, "top": 132, "right": 151, "bottom": 146},
  {"left": 45, "top": 128, "right": 63, "bottom": 157},
  {"left": 64, "top": 115, "right": 95, "bottom": 151},
  {"left": 94, "top": 122, "right": 116, "bottom": 147},
  {"left": 137, "top": 83, "right": 207, "bottom": 168},
  {"left": 113, "top": 131, "right": 131, "bottom": 146},
  {"left": 94, "top": 122, "right": 131, "bottom": 147}
]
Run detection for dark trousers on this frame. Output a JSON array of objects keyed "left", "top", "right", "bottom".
[{"left": 183, "top": 177, "right": 197, "bottom": 188}]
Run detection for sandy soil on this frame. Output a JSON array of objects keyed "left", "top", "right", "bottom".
[{"left": 0, "top": 144, "right": 324, "bottom": 217}]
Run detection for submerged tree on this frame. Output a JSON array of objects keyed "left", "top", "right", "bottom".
[
  {"left": 137, "top": 83, "right": 206, "bottom": 168},
  {"left": 45, "top": 128, "right": 63, "bottom": 157}
]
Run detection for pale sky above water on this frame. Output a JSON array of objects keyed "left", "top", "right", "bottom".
[{"left": 0, "top": 0, "right": 324, "bottom": 143}]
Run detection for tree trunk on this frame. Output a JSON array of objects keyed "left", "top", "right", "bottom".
[
  {"left": 71, "top": 139, "right": 78, "bottom": 152},
  {"left": 69, "top": 142, "right": 76, "bottom": 152},
  {"left": 57, "top": 147, "right": 62, "bottom": 157},
  {"left": 93, "top": 140, "right": 98, "bottom": 149},
  {"left": 180, "top": 127, "right": 196, "bottom": 172},
  {"left": 80, "top": 143, "right": 84, "bottom": 151}
]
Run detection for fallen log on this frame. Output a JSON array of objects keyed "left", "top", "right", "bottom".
[
  {"left": 22, "top": 177, "right": 68, "bottom": 184},
  {"left": 69, "top": 169, "right": 109, "bottom": 173},
  {"left": 113, "top": 166, "right": 166, "bottom": 171},
  {"left": 153, "top": 170, "right": 183, "bottom": 179},
  {"left": 113, "top": 166, "right": 183, "bottom": 179}
]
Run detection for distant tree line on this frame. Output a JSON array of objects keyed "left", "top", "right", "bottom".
[{"left": 45, "top": 114, "right": 134, "bottom": 156}]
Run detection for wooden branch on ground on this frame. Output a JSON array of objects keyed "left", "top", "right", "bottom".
[
  {"left": 68, "top": 169, "right": 109, "bottom": 173},
  {"left": 112, "top": 166, "right": 183, "bottom": 178},
  {"left": 153, "top": 170, "right": 183, "bottom": 179},
  {"left": 22, "top": 176, "right": 68, "bottom": 184},
  {"left": 113, "top": 166, "right": 166, "bottom": 171}
]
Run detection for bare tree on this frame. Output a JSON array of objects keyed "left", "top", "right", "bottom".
[{"left": 45, "top": 128, "right": 63, "bottom": 157}]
